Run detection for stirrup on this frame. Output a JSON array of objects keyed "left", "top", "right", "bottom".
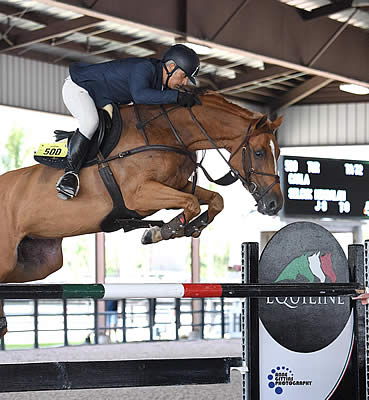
[{"left": 56, "top": 171, "right": 80, "bottom": 200}]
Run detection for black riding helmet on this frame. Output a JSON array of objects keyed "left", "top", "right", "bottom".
[{"left": 162, "top": 44, "right": 200, "bottom": 87}]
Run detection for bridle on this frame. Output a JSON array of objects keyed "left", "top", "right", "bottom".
[
  {"left": 188, "top": 109, "right": 280, "bottom": 204},
  {"left": 99, "top": 103, "right": 280, "bottom": 206}
]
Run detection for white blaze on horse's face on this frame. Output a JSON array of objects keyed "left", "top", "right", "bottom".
[{"left": 270, "top": 139, "right": 277, "bottom": 174}]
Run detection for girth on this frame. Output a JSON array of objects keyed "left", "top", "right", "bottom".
[{"left": 97, "top": 106, "right": 198, "bottom": 233}]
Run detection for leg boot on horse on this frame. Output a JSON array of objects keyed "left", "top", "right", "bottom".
[
  {"left": 56, "top": 130, "right": 90, "bottom": 200},
  {"left": 142, "top": 180, "right": 224, "bottom": 243}
]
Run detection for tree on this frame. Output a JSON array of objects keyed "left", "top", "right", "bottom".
[{"left": 1, "top": 127, "right": 31, "bottom": 172}]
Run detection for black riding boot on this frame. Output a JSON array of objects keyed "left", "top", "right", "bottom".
[{"left": 56, "top": 130, "right": 90, "bottom": 200}]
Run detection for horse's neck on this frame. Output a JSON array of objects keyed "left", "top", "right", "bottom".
[
  {"left": 121, "top": 102, "right": 251, "bottom": 152},
  {"left": 183, "top": 105, "right": 250, "bottom": 152}
]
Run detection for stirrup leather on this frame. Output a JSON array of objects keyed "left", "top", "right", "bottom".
[{"left": 56, "top": 171, "right": 80, "bottom": 200}]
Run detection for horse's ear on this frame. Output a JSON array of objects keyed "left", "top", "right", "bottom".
[
  {"left": 271, "top": 115, "right": 283, "bottom": 130},
  {"left": 255, "top": 114, "right": 268, "bottom": 130}
]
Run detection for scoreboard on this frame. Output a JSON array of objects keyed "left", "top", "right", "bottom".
[{"left": 279, "top": 155, "right": 369, "bottom": 219}]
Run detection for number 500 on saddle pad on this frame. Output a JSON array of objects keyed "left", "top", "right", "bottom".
[
  {"left": 34, "top": 143, "right": 68, "bottom": 169},
  {"left": 35, "top": 143, "right": 68, "bottom": 158}
]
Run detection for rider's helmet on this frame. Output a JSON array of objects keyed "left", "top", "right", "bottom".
[{"left": 162, "top": 44, "right": 200, "bottom": 85}]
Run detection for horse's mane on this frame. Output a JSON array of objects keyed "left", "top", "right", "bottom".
[
  {"left": 121, "top": 86, "right": 267, "bottom": 129},
  {"left": 179, "top": 86, "right": 264, "bottom": 123}
]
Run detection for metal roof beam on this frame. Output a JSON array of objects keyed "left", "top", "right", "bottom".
[
  {"left": 0, "top": 22, "right": 109, "bottom": 61},
  {"left": 217, "top": 66, "right": 291, "bottom": 93},
  {"left": 0, "top": 16, "right": 101, "bottom": 53},
  {"left": 0, "top": 6, "right": 163, "bottom": 59},
  {"left": 188, "top": 0, "right": 369, "bottom": 87},
  {"left": 298, "top": 1, "right": 354, "bottom": 20},
  {"left": 33, "top": 0, "right": 368, "bottom": 86},
  {"left": 0, "top": 3, "right": 53, "bottom": 26},
  {"left": 269, "top": 76, "right": 334, "bottom": 112}
]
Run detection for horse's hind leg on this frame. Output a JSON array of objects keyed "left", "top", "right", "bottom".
[
  {"left": 0, "top": 237, "right": 21, "bottom": 338},
  {"left": 3, "top": 237, "right": 63, "bottom": 283},
  {"left": 0, "top": 237, "right": 63, "bottom": 339}
]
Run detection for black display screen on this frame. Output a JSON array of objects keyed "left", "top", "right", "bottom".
[{"left": 279, "top": 155, "right": 369, "bottom": 219}]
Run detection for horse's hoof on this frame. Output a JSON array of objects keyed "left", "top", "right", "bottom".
[
  {"left": 141, "top": 229, "right": 153, "bottom": 245},
  {"left": 141, "top": 227, "right": 163, "bottom": 244}
]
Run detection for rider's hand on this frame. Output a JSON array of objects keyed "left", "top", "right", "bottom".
[{"left": 177, "top": 92, "right": 201, "bottom": 107}]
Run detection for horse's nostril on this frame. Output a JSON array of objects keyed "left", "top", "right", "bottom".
[{"left": 269, "top": 200, "right": 276, "bottom": 211}]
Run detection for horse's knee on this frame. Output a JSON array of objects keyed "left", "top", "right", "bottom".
[
  {"left": 210, "top": 192, "right": 224, "bottom": 214},
  {"left": 206, "top": 193, "right": 224, "bottom": 222},
  {"left": 184, "top": 195, "right": 200, "bottom": 218}
]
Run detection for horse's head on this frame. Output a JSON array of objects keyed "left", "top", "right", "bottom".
[
  {"left": 170, "top": 90, "right": 283, "bottom": 215},
  {"left": 229, "top": 114, "right": 284, "bottom": 216}
]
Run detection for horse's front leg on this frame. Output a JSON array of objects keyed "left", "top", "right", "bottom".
[
  {"left": 126, "top": 181, "right": 201, "bottom": 244},
  {"left": 181, "top": 181, "right": 224, "bottom": 238}
]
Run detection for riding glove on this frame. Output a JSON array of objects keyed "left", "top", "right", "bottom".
[{"left": 177, "top": 92, "right": 201, "bottom": 107}]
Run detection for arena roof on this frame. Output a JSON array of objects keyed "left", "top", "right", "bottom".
[{"left": 0, "top": 0, "right": 368, "bottom": 111}]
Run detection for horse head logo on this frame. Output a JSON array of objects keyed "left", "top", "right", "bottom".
[{"left": 275, "top": 251, "right": 336, "bottom": 283}]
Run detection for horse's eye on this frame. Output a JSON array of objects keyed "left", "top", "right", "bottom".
[{"left": 254, "top": 150, "right": 264, "bottom": 158}]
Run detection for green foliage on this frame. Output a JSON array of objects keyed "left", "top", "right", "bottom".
[
  {"left": 1, "top": 127, "right": 31, "bottom": 171},
  {"left": 105, "top": 251, "right": 120, "bottom": 278},
  {"left": 62, "top": 236, "right": 93, "bottom": 281},
  {"left": 213, "top": 243, "right": 230, "bottom": 277},
  {"left": 199, "top": 241, "right": 230, "bottom": 280}
]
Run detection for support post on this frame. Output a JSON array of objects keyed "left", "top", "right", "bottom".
[
  {"left": 191, "top": 237, "right": 202, "bottom": 338},
  {"left": 95, "top": 232, "right": 105, "bottom": 341},
  {"left": 353, "top": 226, "right": 362, "bottom": 244},
  {"left": 63, "top": 299, "right": 68, "bottom": 346},
  {"left": 34, "top": 299, "right": 39, "bottom": 349},
  {"left": 242, "top": 242, "right": 260, "bottom": 400},
  {"left": 349, "top": 244, "right": 367, "bottom": 399}
]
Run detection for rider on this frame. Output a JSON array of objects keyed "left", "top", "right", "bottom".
[{"left": 56, "top": 44, "right": 201, "bottom": 200}]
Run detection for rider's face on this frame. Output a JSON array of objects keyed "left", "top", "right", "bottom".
[{"left": 165, "top": 64, "right": 189, "bottom": 89}]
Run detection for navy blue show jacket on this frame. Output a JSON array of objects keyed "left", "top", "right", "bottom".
[{"left": 69, "top": 58, "right": 179, "bottom": 108}]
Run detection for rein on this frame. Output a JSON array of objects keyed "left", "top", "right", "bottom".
[{"left": 97, "top": 103, "right": 279, "bottom": 203}]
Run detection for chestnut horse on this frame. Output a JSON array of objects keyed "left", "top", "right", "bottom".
[{"left": 0, "top": 91, "right": 283, "bottom": 336}]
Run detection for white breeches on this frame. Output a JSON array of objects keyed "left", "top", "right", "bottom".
[{"left": 62, "top": 76, "right": 99, "bottom": 140}]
